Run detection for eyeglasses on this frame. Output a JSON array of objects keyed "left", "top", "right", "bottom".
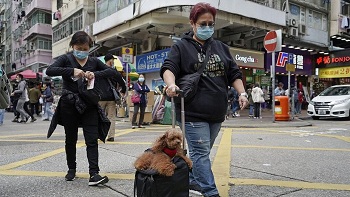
[{"left": 196, "top": 21, "right": 215, "bottom": 28}]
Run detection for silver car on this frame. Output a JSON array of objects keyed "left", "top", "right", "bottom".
[{"left": 307, "top": 85, "right": 350, "bottom": 120}]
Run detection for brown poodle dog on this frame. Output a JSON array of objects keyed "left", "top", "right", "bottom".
[{"left": 134, "top": 129, "right": 192, "bottom": 176}]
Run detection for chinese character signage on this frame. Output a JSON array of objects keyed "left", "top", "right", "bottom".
[
  {"left": 315, "top": 49, "right": 350, "bottom": 68},
  {"left": 319, "top": 66, "right": 350, "bottom": 78},
  {"left": 135, "top": 49, "right": 170, "bottom": 73},
  {"left": 265, "top": 48, "right": 312, "bottom": 75}
]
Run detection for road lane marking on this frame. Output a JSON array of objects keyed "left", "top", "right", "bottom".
[
  {"left": 1, "top": 170, "right": 349, "bottom": 192},
  {"left": 230, "top": 178, "right": 350, "bottom": 191},
  {"left": 212, "top": 128, "right": 232, "bottom": 196},
  {"left": 232, "top": 145, "right": 350, "bottom": 152},
  {"left": 0, "top": 143, "right": 85, "bottom": 170}
]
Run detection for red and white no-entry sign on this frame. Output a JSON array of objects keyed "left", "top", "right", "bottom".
[{"left": 264, "top": 31, "right": 278, "bottom": 52}]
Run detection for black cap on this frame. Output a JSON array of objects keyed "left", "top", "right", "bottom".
[{"left": 104, "top": 53, "right": 114, "bottom": 62}]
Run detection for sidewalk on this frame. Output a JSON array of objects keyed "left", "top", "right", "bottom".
[{"left": 116, "top": 109, "right": 313, "bottom": 128}]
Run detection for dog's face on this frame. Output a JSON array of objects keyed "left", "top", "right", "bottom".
[{"left": 163, "top": 129, "right": 183, "bottom": 149}]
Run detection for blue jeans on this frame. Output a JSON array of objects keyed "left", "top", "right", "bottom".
[
  {"left": 231, "top": 101, "right": 239, "bottom": 114},
  {"left": 0, "top": 109, "right": 4, "bottom": 125},
  {"left": 43, "top": 102, "right": 53, "bottom": 120},
  {"left": 182, "top": 121, "right": 221, "bottom": 196},
  {"left": 249, "top": 104, "right": 254, "bottom": 115}
]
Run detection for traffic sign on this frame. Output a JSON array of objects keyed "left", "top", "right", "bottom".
[
  {"left": 264, "top": 31, "right": 277, "bottom": 52},
  {"left": 286, "top": 63, "right": 296, "bottom": 72},
  {"left": 122, "top": 47, "right": 134, "bottom": 63}
]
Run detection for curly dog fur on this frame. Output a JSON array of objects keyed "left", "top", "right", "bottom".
[{"left": 134, "top": 128, "right": 192, "bottom": 176}]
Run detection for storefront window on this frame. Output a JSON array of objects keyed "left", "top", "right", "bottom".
[{"left": 52, "top": 10, "right": 83, "bottom": 43}]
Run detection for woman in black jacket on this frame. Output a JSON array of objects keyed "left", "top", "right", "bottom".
[{"left": 46, "top": 31, "right": 117, "bottom": 186}]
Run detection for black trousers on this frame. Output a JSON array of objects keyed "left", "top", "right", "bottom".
[
  {"left": 30, "top": 102, "right": 40, "bottom": 115},
  {"left": 132, "top": 103, "right": 146, "bottom": 126},
  {"left": 60, "top": 100, "right": 100, "bottom": 175},
  {"left": 253, "top": 102, "right": 261, "bottom": 118}
]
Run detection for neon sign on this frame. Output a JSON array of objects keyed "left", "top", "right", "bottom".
[{"left": 276, "top": 52, "right": 304, "bottom": 69}]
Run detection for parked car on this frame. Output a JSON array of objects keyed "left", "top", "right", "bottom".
[{"left": 307, "top": 85, "right": 350, "bottom": 120}]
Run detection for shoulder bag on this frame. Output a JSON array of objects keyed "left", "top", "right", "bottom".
[
  {"left": 175, "top": 45, "right": 211, "bottom": 103},
  {"left": 107, "top": 78, "right": 121, "bottom": 104},
  {"left": 131, "top": 83, "right": 141, "bottom": 104}
]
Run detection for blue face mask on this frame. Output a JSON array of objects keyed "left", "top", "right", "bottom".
[
  {"left": 196, "top": 26, "right": 214, "bottom": 41},
  {"left": 138, "top": 78, "right": 145, "bottom": 83},
  {"left": 73, "top": 49, "right": 89, "bottom": 60}
]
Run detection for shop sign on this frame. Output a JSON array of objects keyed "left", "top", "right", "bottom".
[
  {"left": 315, "top": 49, "right": 350, "bottom": 68},
  {"left": 135, "top": 48, "right": 170, "bottom": 73},
  {"left": 229, "top": 47, "right": 264, "bottom": 68},
  {"left": 253, "top": 69, "right": 265, "bottom": 75},
  {"left": 276, "top": 52, "right": 304, "bottom": 69},
  {"left": 261, "top": 76, "right": 271, "bottom": 86},
  {"left": 246, "top": 76, "right": 253, "bottom": 83},
  {"left": 319, "top": 66, "right": 350, "bottom": 78}
]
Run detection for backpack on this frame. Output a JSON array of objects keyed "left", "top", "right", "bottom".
[
  {"left": 134, "top": 154, "right": 189, "bottom": 197},
  {"left": 0, "top": 69, "right": 13, "bottom": 109}
]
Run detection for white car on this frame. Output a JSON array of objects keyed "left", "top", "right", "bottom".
[{"left": 307, "top": 85, "right": 350, "bottom": 120}]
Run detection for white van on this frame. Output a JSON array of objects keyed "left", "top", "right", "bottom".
[{"left": 307, "top": 85, "right": 350, "bottom": 120}]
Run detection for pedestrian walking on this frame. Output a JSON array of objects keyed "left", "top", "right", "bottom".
[
  {"left": 247, "top": 84, "right": 254, "bottom": 118},
  {"left": 131, "top": 74, "right": 150, "bottom": 129},
  {"left": 11, "top": 74, "right": 30, "bottom": 123},
  {"left": 46, "top": 31, "right": 116, "bottom": 186},
  {"left": 231, "top": 88, "right": 240, "bottom": 117},
  {"left": 41, "top": 82, "right": 53, "bottom": 121},
  {"left": 24, "top": 85, "right": 36, "bottom": 122},
  {"left": 161, "top": 3, "right": 248, "bottom": 196},
  {"left": 0, "top": 108, "right": 4, "bottom": 126},
  {"left": 29, "top": 82, "right": 41, "bottom": 117},
  {"left": 251, "top": 83, "right": 264, "bottom": 119},
  {"left": 98, "top": 53, "right": 126, "bottom": 142},
  {"left": 296, "top": 90, "right": 304, "bottom": 114}
]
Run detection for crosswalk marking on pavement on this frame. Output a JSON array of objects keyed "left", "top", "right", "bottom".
[
  {"left": 230, "top": 178, "right": 350, "bottom": 191},
  {"left": 212, "top": 128, "right": 232, "bottom": 196},
  {"left": 1, "top": 126, "right": 350, "bottom": 194}
]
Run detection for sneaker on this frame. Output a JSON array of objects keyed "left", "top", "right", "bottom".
[
  {"left": 106, "top": 137, "right": 114, "bottom": 142},
  {"left": 138, "top": 125, "right": 145, "bottom": 128},
  {"left": 25, "top": 116, "right": 30, "bottom": 123},
  {"left": 12, "top": 118, "right": 18, "bottom": 123},
  {"left": 88, "top": 174, "right": 109, "bottom": 186},
  {"left": 189, "top": 183, "right": 203, "bottom": 195},
  {"left": 31, "top": 118, "right": 37, "bottom": 123},
  {"left": 65, "top": 169, "right": 76, "bottom": 181},
  {"left": 43, "top": 118, "right": 49, "bottom": 121},
  {"left": 132, "top": 126, "right": 135, "bottom": 129}
]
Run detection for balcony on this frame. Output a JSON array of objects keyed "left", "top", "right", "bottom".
[
  {"left": 25, "top": 0, "right": 51, "bottom": 16},
  {"left": 23, "top": 23, "right": 52, "bottom": 41}
]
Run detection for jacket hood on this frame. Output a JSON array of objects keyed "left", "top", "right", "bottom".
[{"left": 181, "top": 31, "right": 214, "bottom": 49}]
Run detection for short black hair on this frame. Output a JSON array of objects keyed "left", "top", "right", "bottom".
[
  {"left": 17, "top": 74, "right": 23, "bottom": 79},
  {"left": 104, "top": 53, "right": 114, "bottom": 62},
  {"left": 45, "top": 82, "right": 51, "bottom": 88},
  {"left": 69, "top": 31, "right": 93, "bottom": 47}
]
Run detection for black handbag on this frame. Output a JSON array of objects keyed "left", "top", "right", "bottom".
[
  {"left": 67, "top": 54, "right": 102, "bottom": 105},
  {"left": 175, "top": 45, "right": 211, "bottom": 103},
  {"left": 134, "top": 155, "right": 189, "bottom": 197},
  {"left": 107, "top": 78, "right": 121, "bottom": 104}
]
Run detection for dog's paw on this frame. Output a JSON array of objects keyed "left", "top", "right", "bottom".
[{"left": 161, "top": 163, "right": 176, "bottom": 176}]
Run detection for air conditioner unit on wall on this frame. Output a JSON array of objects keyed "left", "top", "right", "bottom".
[
  {"left": 288, "top": 18, "right": 298, "bottom": 27},
  {"left": 289, "top": 27, "right": 299, "bottom": 37},
  {"left": 299, "top": 24, "right": 306, "bottom": 34},
  {"left": 141, "top": 37, "right": 155, "bottom": 53}
]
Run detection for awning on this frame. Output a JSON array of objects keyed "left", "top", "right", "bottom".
[
  {"left": 10, "top": 70, "right": 42, "bottom": 80},
  {"left": 97, "top": 55, "right": 124, "bottom": 71}
]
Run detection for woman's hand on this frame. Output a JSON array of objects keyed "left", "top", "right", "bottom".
[
  {"left": 73, "top": 68, "right": 85, "bottom": 78},
  {"left": 166, "top": 84, "right": 179, "bottom": 97},
  {"left": 85, "top": 71, "right": 95, "bottom": 80}
]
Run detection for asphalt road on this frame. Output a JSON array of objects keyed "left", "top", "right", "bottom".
[{"left": 0, "top": 111, "right": 349, "bottom": 197}]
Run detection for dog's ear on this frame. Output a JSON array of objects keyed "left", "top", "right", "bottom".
[{"left": 153, "top": 133, "right": 167, "bottom": 151}]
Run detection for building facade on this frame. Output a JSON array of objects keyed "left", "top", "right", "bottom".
[
  {"left": 0, "top": 0, "right": 52, "bottom": 74},
  {"left": 51, "top": 0, "right": 95, "bottom": 59}
]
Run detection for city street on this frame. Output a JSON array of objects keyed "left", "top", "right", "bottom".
[{"left": 0, "top": 110, "right": 349, "bottom": 197}]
